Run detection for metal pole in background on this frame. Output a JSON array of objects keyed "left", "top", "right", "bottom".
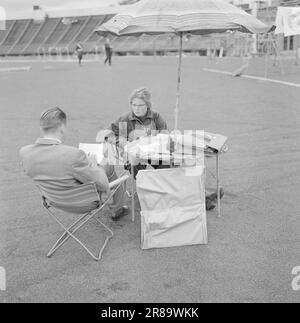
[
  {"left": 264, "top": 35, "right": 269, "bottom": 79},
  {"left": 175, "top": 32, "right": 183, "bottom": 131},
  {"left": 296, "top": 35, "right": 299, "bottom": 66}
]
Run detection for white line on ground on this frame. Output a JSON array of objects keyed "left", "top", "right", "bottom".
[
  {"left": 0, "top": 59, "right": 100, "bottom": 63},
  {"left": 203, "top": 68, "right": 300, "bottom": 88},
  {"left": 0, "top": 66, "right": 31, "bottom": 72},
  {"left": 203, "top": 68, "right": 233, "bottom": 76}
]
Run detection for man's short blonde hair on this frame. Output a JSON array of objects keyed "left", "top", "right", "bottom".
[{"left": 40, "top": 107, "right": 66, "bottom": 131}]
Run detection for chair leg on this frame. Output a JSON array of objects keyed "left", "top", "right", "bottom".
[
  {"left": 45, "top": 206, "right": 113, "bottom": 261},
  {"left": 94, "top": 217, "right": 114, "bottom": 260},
  {"left": 47, "top": 212, "right": 93, "bottom": 257},
  {"left": 46, "top": 210, "right": 96, "bottom": 258}
]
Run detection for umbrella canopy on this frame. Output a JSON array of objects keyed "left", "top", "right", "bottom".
[
  {"left": 96, "top": 0, "right": 269, "bottom": 130},
  {"left": 96, "top": 0, "right": 269, "bottom": 36}
]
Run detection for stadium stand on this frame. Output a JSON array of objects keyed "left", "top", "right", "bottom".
[
  {"left": 62, "top": 16, "right": 91, "bottom": 50},
  {"left": 139, "top": 35, "right": 156, "bottom": 53},
  {"left": 72, "top": 15, "right": 102, "bottom": 44},
  {"left": 112, "top": 36, "right": 130, "bottom": 53},
  {"left": 42, "top": 18, "right": 70, "bottom": 52},
  {"left": 83, "top": 15, "right": 114, "bottom": 53},
  {"left": 22, "top": 17, "right": 60, "bottom": 55},
  {"left": 0, "top": 11, "right": 228, "bottom": 57},
  {"left": 151, "top": 34, "right": 170, "bottom": 52},
  {"left": 0, "top": 19, "right": 30, "bottom": 55},
  {"left": 57, "top": 17, "right": 87, "bottom": 48},
  {"left": 121, "top": 36, "right": 140, "bottom": 53},
  {"left": 9, "top": 19, "right": 43, "bottom": 55},
  {"left": 0, "top": 20, "right": 15, "bottom": 45}
]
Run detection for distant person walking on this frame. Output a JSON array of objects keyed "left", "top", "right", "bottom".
[
  {"left": 104, "top": 38, "right": 113, "bottom": 66},
  {"left": 75, "top": 41, "right": 84, "bottom": 66}
]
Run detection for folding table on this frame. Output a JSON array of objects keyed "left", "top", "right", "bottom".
[{"left": 128, "top": 147, "right": 226, "bottom": 221}]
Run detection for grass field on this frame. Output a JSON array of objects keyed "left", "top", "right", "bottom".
[{"left": 0, "top": 55, "right": 300, "bottom": 303}]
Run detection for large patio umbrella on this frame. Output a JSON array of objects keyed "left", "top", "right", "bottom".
[{"left": 96, "top": 0, "right": 269, "bottom": 130}]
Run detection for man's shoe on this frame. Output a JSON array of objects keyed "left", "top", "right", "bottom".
[
  {"left": 111, "top": 206, "right": 129, "bottom": 221},
  {"left": 205, "top": 188, "right": 224, "bottom": 211},
  {"left": 205, "top": 199, "right": 217, "bottom": 211},
  {"left": 207, "top": 187, "right": 225, "bottom": 201}
]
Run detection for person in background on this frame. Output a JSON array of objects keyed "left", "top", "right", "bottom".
[
  {"left": 75, "top": 41, "right": 84, "bottom": 66},
  {"left": 104, "top": 38, "right": 113, "bottom": 66},
  {"left": 20, "top": 107, "right": 128, "bottom": 221}
]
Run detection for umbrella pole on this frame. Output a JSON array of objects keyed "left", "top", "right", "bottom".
[{"left": 175, "top": 32, "right": 183, "bottom": 131}]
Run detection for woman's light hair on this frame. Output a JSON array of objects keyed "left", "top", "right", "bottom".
[
  {"left": 40, "top": 107, "right": 67, "bottom": 131},
  {"left": 129, "top": 87, "right": 152, "bottom": 109}
]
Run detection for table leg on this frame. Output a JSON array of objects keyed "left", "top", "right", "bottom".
[
  {"left": 216, "top": 153, "right": 221, "bottom": 217},
  {"left": 131, "top": 163, "right": 135, "bottom": 222}
]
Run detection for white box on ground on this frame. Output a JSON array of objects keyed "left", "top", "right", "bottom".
[{"left": 136, "top": 166, "right": 207, "bottom": 249}]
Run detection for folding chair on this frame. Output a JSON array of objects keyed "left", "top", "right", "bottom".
[{"left": 37, "top": 173, "right": 129, "bottom": 261}]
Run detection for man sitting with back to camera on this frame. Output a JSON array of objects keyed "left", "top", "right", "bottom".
[{"left": 19, "top": 107, "right": 128, "bottom": 221}]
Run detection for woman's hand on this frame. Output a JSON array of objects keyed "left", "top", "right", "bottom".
[{"left": 96, "top": 129, "right": 116, "bottom": 143}]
